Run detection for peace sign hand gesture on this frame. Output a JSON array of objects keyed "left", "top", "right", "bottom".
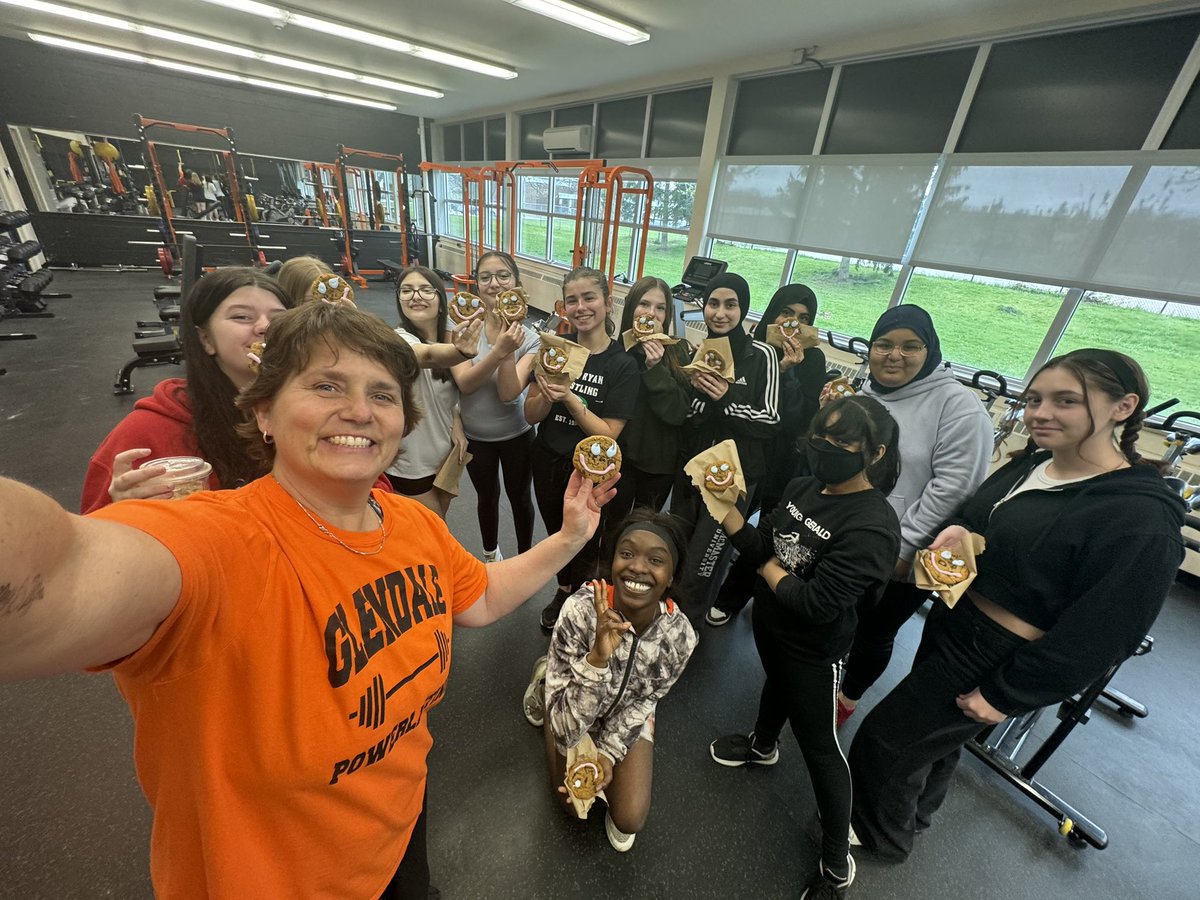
[{"left": 586, "top": 579, "right": 630, "bottom": 668}]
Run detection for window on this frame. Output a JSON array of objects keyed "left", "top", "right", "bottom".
[
  {"left": 485, "top": 117, "right": 506, "bottom": 160},
  {"left": 789, "top": 251, "right": 898, "bottom": 339},
  {"left": 443, "top": 124, "right": 461, "bottom": 162},
  {"left": 902, "top": 268, "right": 1068, "bottom": 377},
  {"left": 957, "top": 16, "right": 1200, "bottom": 152},
  {"left": 648, "top": 85, "right": 711, "bottom": 157},
  {"left": 597, "top": 96, "right": 647, "bottom": 158},
  {"left": 463, "top": 121, "right": 484, "bottom": 161},
  {"left": 1164, "top": 77, "right": 1200, "bottom": 150},
  {"left": 519, "top": 111, "right": 551, "bottom": 160},
  {"left": 727, "top": 70, "right": 829, "bottom": 156},
  {"left": 822, "top": 49, "right": 976, "bottom": 154},
  {"left": 707, "top": 239, "right": 789, "bottom": 312},
  {"left": 439, "top": 172, "right": 465, "bottom": 238},
  {"left": 1055, "top": 292, "right": 1200, "bottom": 412}
]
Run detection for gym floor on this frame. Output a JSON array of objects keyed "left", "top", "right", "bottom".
[{"left": 1, "top": 270, "right": 1198, "bottom": 899}]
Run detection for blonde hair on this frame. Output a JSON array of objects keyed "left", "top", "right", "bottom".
[{"left": 276, "top": 255, "right": 333, "bottom": 306}]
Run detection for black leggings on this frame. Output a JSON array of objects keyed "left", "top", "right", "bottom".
[
  {"left": 712, "top": 486, "right": 778, "bottom": 616},
  {"left": 599, "top": 460, "right": 675, "bottom": 563},
  {"left": 839, "top": 580, "right": 933, "bottom": 702},
  {"left": 381, "top": 794, "right": 429, "bottom": 899},
  {"left": 465, "top": 429, "right": 536, "bottom": 554},
  {"left": 751, "top": 605, "right": 852, "bottom": 880},
  {"left": 530, "top": 439, "right": 606, "bottom": 589}
]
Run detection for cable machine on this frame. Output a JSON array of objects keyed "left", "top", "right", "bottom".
[
  {"left": 572, "top": 164, "right": 654, "bottom": 290},
  {"left": 133, "top": 115, "right": 264, "bottom": 271}
]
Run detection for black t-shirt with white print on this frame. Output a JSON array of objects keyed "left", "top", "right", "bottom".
[
  {"left": 730, "top": 475, "right": 900, "bottom": 664},
  {"left": 534, "top": 336, "right": 640, "bottom": 457}
]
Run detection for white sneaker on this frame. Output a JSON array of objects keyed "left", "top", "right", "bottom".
[
  {"left": 848, "top": 824, "right": 862, "bottom": 847},
  {"left": 483, "top": 547, "right": 503, "bottom": 563},
  {"left": 605, "top": 811, "right": 636, "bottom": 852},
  {"left": 522, "top": 656, "right": 547, "bottom": 727}
]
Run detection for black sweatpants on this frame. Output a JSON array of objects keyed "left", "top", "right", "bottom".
[
  {"left": 531, "top": 439, "right": 606, "bottom": 588},
  {"left": 599, "top": 459, "right": 675, "bottom": 563},
  {"left": 848, "top": 599, "right": 1027, "bottom": 861},
  {"left": 381, "top": 794, "right": 430, "bottom": 899},
  {"left": 751, "top": 604, "right": 852, "bottom": 880},
  {"left": 711, "top": 485, "right": 777, "bottom": 617},
  {"left": 839, "top": 579, "right": 934, "bottom": 701},
  {"left": 465, "top": 429, "right": 536, "bottom": 554}
]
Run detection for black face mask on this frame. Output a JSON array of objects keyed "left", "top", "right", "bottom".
[{"left": 806, "top": 437, "right": 866, "bottom": 486}]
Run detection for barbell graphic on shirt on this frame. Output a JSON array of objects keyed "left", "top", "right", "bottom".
[{"left": 349, "top": 629, "right": 449, "bottom": 729}]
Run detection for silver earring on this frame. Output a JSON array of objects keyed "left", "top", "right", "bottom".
[{"left": 262, "top": 431, "right": 273, "bottom": 444}]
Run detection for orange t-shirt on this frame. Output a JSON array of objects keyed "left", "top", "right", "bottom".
[{"left": 90, "top": 477, "right": 487, "bottom": 899}]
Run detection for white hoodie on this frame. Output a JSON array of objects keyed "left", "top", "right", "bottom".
[{"left": 863, "top": 366, "right": 993, "bottom": 560}]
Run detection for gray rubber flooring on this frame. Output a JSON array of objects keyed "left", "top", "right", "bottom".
[{"left": 1, "top": 270, "right": 1197, "bottom": 899}]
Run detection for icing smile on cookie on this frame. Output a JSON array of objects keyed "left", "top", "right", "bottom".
[
  {"left": 542, "top": 348, "right": 568, "bottom": 373},
  {"left": 705, "top": 462, "right": 734, "bottom": 489},
  {"left": 928, "top": 549, "right": 966, "bottom": 579},
  {"left": 577, "top": 440, "right": 618, "bottom": 478},
  {"left": 633, "top": 314, "right": 658, "bottom": 336}
]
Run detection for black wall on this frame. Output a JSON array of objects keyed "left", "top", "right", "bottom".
[{"left": 0, "top": 36, "right": 422, "bottom": 163}]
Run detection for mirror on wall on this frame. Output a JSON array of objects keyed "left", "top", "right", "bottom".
[{"left": 7, "top": 126, "right": 152, "bottom": 215}]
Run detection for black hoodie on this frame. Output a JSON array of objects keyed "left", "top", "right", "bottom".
[{"left": 947, "top": 450, "right": 1186, "bottom": 714}]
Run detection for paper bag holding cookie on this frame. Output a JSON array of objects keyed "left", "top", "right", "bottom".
[
  {"left": 621, "top": 313, "right": 681, "bottom": 351},
  {"left": 685, "top": 438, "right": 747, "bottom": 523},
  {"left": 563, "top": 733, "right": 607, "bottom": 820},
  {"left": 681, "top": 336, "right": 736, "bottom": 383},
  {"left": 535, "top": 332, "right": 590, "bottom": 385},
  {"left": 913, "top": 532, "right": 986, "bottom": 608},
  {"left": 765, "top": 320, "right": 821, "bottom": 351}
]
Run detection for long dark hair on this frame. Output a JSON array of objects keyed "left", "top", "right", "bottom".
[
  {"left": 806, "top": 395, "right": 901, "bottom": 495},
  {"left": 395, "top": 265, "right": 451, "bottom": 382},
  {"left": 619, "top": 275, "right": 690, "bottom": 386},
  {"left": 180, "top": 267, "right": 292, "bottom": 488},
  {"left": 1012, "top": 349, "right": 1165, "bottom": 472}
]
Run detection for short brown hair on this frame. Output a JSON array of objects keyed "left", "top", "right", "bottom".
[{"left": 235, "top": 302, "right": 421, "bottom": 466}]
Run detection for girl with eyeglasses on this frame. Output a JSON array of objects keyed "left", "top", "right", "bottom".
[
  {"left": 849, "top": 349, "right": 1185, "bottom": 862},
  {"left": 834, "top": 305, "right": 993, "bottom": 728},
  {"left": 456, "top": 250, "right": 544, "bottom": 561}
]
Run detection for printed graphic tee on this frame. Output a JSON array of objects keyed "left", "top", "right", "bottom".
[
  {"left": 534, "top": 337, "right": 639, "bottom": 457},
  {"left": 90, "top": 476, "right": 488, "bottom": 899}
]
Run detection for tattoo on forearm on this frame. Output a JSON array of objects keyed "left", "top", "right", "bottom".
[{"left": 0, "top": 576, "right": 43, "bottom": 618}]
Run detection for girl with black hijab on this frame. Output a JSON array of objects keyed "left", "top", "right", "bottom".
[
  {"left": 669, "top": 272, "right": 780, "bottom": 628},
  {"left": 835, "top": 304, "right": 993, "bottom": 726},
  {"left": 707, "top": 283, "right": 828, "bottom": 626}
]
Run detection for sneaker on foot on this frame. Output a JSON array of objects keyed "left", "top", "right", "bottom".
[
  {"left": 836, "top": 696, "right": 856, "bottom": 729},
  {"left": 848, "top": 823, "right": 862, "bottom": 847},
  {"left": 522, "top": 656, "right": 547, "bottom": 727},
  {"left": 704, "top": 606, "right": 732, "bottom": 627},
  {"left": 710, "top": 731, "right": 779, "bottom": 767},
  {"left": 540, "top": 587, "right": 571, "bottom": 632},
  {"left": 799, "top": 855, "right": 856, "bottom": 899},
  {"left": 605, "top": 811, "right": 636, "bottom": 852},
  {"left": 482, "top": 547, "right": 504, "bottom": 563}
]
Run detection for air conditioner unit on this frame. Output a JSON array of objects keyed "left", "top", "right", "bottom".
[{"left": 542, "top": 124, "right": 592, "bottom": 153}]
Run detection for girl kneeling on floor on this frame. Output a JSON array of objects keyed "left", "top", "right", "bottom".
[
  {"left": 709, "top": 395, "right": 901, "bottom": 899},
  {"left": 523, "top": 509, "right": 698, "bottom": 852}
]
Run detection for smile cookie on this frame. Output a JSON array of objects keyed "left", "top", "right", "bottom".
[
  {"left": 311, "top": 273, "right": 355, "bottom": 307},
  {"left": 778, "top": 317, "right": 802, "bottom": 339},
  {"left": 574, "top": 435, "right": 622, "bottom": 484},
  {"left": 632, "top": 314, "right": 661, "bottom": 338},
  {"left": 919, "top": 547, "right": 970, "bottom": 586},
  {"left": 496, "top": 287, "right": 528, "bottom": 325},
  {"left": 827, "top": 377, "right": 856, "bottom": 399},
  {"left": 704, "top": 460, "right": 737, "bottom": 494},
  {"left": 247, "top": 340, "right": 266, "bottom": 374},
  {"left": 448, "top": 291, "right": 484, "bottom": 324},
  {"left": 565, "top": 759, "right": 603, "bottom": 800},
  {"left": 703, "top": 349, "right": 726, "bottom": 371},
  {"left": 541, "top": 345, "right": 569, "bottom": 375}
]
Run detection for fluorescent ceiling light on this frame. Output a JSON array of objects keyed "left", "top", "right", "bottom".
[
  {"left": 193, "top": 0, "right": 518, "bottom": 78},
  {"left": 505, "top": 0, "right": 649, "bottom": 45},
  {"left": 27, "top": 33, "right": 398, "bottom": 111},
  {"left": 2, "top": 0, "right": 443, "bottom": 97}
]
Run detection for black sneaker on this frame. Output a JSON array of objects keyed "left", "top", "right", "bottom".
[
  {"left": 539, "top": 587, "right": 571, "bottom": 632},
  {"left": 798, "top": 856, "right": 856, "bottom": 899},
  {"left": 710, "top": 731, "right": 779, "bottom": 767}
]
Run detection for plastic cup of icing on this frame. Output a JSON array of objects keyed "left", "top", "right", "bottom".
[{"left": 140, "top": 456, "right": 213, "bottom": 499}]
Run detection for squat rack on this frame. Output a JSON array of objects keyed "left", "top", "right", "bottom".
[
  {"left": 133, "top": 114, "right": 264, "bottom": 269},
  {"left": 335, "top": 145, "right": 411, "bottom": 286}
]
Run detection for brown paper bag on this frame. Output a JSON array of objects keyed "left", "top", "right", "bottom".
[
  {"left": 432, "top": 449, "right": 473, "bottom": 497},
  {"left": 564, "top": 733, "right": 606, "bottom": 820},
  {"left": 620, "top": 315, "right": 681, "bottom": 350},
  {"left": 535, "top": 332, "right": 590, "bottom": 385},
  {"left": 765, "top": 321, "right": 821, "bottom": 351},
  {"left": 913, "top": 533, "right": 987, "bottom": 608},
  {"left": 684, "top": 439, "right": 747, "bottom": 523},
  {"left": 681, "top": 336, "right": 736, "bottom": 383}
]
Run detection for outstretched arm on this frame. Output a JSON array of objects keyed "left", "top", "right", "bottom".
[{"left": 0, "top": 478, "right": 181, "bottom": 680}]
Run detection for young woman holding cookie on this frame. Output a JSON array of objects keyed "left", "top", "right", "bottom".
[
  {"left": 525, "top": 267, "right": 641, "bottom": 630},
  {"left": 522, "top": 509, "right": 698, "bottom": 852},
  {"left": 607, "top": 276, "right": 694, "bottom": 519},
  {"left": 708, "top": 283, "right": 828, "bottom": 626},
  {"left": 670, "top": 272, "right": 780, "bottom": 627},
  {"left": 835, "top": 305, "right": 993, "bottom": 726},
  {"left": 455, "top": 250, "right": 542, "bottom": 562},
  {"left": 848, "top": 349, "right": 1186, "bottom": 863},
  {"left": 710, "top": 395, "right": 901, "bottom": 898}
]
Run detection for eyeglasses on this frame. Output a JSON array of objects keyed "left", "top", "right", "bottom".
[
  {"left": 476, "top": 271, "right": 514, "bottom": 285},
  {"left": 870, "top": 340, "right": 927, "bottom": 357},
  {"left": 398, "top": 286, "right": 438, "bottom": 299}
]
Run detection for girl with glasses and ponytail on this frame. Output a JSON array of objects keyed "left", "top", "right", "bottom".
[
  {"left": 709, "top": 395, "right": 901, "bottom": 899},
  {"left": 849, "top": 348, "right": 1186, "bottom": 864}
]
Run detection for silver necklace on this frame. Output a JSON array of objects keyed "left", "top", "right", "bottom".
[{"left": 292, "top": 494, "right": 388, "bottom": 556}]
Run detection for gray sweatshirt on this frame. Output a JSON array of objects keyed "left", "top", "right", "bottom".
[{"left": 863, "top": 367, "right": 993, "bottom": 560}]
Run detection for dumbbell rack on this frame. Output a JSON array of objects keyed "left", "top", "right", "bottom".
[{"left": 0, "top": 209, "right": 45, "bottom": 374}]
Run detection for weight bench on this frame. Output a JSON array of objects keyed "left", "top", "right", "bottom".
[
  {"left": 114, "top": 333, "right": 183, "bottom": 395},
  {"left": 378, "top": 258, "right": 404, "bottom": 282}
]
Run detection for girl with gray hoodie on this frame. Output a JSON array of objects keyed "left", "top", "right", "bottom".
[{"left": 836, "top": 305, "right": 993, "bottom": 727}]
